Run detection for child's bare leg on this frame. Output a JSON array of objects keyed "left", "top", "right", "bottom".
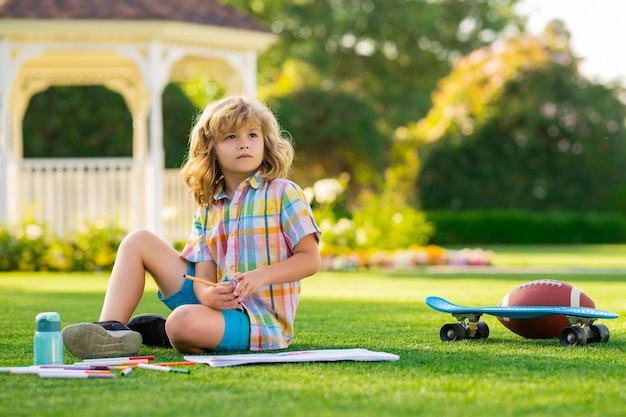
[
  {"left": 99, "top": 229, "right": 187, "bottom": 323},
  {"left": 63, "top": 230, "right": 187, "bottom": 358},
  {"left": 166, "top": 305, "right": 226, "bottom": 353}
]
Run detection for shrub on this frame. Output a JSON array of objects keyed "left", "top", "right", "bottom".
[
  {"left": 0, "top": 223, "right": 51, "bottom": 271},
  {"left": 307, "top": 177, "right": 435, "bottom": 254},
  {"left": 427, "top": 210, "right": 626, "bottom": 244},
  {"left": 0, "top": 221, "right": 126, "bottom": 272}
]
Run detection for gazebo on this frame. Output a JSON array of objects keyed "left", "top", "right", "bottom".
[{"left": 0, "top": 0, "right": 275, "bottom": 239}]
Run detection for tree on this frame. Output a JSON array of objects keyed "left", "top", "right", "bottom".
[
  {"left": 269, "top": 87, "right": 387, "bottom": 200},
  {"left": 221, "top": 0, "right": 523, "bottom": 205},
  {"left": 410, "top": 21, "right": 626, "bottom": 211},
  {"left": 222, "top": 0, "right": 523, "bottom": 129}
]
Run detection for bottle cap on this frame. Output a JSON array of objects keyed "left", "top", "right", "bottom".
[{"left": 36, "top": 312, "right": 61, "bottom": 332}]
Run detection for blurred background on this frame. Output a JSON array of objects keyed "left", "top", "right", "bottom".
[{"left": 3, "top": 0, "right": 626, "bottom": 271}]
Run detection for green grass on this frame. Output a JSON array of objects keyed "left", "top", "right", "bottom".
[
  {"left": 2, "top": 245, "right": 626, "bottom": 416},
  {"left": 483, "top": 244, "right": 626, "bottom": 268}
]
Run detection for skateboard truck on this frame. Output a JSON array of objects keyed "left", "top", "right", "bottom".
[
  {"left": 559, "top": 316, "right": 610, "bottom": 346},
  {"left": 439, "top": 312, "right": 490, "bottom": 342}
]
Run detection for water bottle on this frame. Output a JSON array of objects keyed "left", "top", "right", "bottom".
[{"left": 34, "top": 312, "right": 64, "bottom": 365}]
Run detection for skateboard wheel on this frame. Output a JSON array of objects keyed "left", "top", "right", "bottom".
[
  {"left": 473, "top": 321, "right": 489, "bottom": 339},
  {"left": 440, "top": 323, "right": 466, "bottom": 342},
  {"left": 559, "top": 326, "right": 588, "bottom": 347},
  {"left": 590, "top": 324, "right": 610, "bottom": 343}
]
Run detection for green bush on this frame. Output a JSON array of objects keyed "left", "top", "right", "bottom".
[
  {"left": 350, "top": 195, "right": 434, "bottom": 250},
  {"left": 0, "top": 221, "right": 126, "bottom": 272},
  {"left": 308, "top": 178, "right": 434, "bottom": 254},
  {"left": 0, "top": 223, "right": 52, "bottom": 271},
  {"left": 69, "top": 222, "right": 127, "bottom": 271},
  {"left": 427, "top": 210, "right": 626, "bottom": 244}
]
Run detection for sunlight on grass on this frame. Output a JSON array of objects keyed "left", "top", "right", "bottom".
[
  {"left": 486, "top": 244, "right": 626, "bottom": 267},
  {"left": 1, "top": 265, "right": 626, "bottom": 417},
  {"left": 0, "top": 272, "right": 159, "bottom": 293}
]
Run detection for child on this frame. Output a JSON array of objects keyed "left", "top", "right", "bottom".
[{"left": 62, "top": 95, "right": 321, "bottom": 358}]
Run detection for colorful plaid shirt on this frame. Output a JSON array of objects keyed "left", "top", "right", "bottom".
[{"left": 180, "top": 172, "right": 321, "bottom": 351}]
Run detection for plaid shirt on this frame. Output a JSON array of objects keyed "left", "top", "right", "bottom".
[{"left": 180, "top": 172, "right": 321, "bottom": 350}]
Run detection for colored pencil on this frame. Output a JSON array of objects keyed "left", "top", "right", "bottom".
[
  {"left": 183, "top": 274, "right": 220, "bottom": 287},
  {"left": 80, "top": 355, "right": 154, "bottom": 363},
  {"left": 74, "top": 359, "right": 149, "bottom": 367},
  {"left": 39, "top": 371, "right": 115, "bottom": 379},
  {"left": 41, "top": 365, "right": 110, "bottom": 371},
  {"left": 9, "top": 367, "right": 45, "bottom": 375},
  {"left": 154, "top": 361, "right": 196, "bottom": 367},
  {"left": 138, "top": 363, "right": 190, "bottom": 374}
]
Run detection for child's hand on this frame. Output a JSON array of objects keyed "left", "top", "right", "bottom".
[
  {"left": 198, "top": 282, "right": 241, "bottom": 310},
  {"left": 232, "top": 271, "right": 262, "bottom": 302}
]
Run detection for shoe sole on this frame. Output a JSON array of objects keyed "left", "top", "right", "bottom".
[{"left": 62, "top": 323, "right": 142, "bottom": 359}]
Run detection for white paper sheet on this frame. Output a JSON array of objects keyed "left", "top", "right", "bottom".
[{"left": 184, "top": 348, "right": 399, "bottom": 368}]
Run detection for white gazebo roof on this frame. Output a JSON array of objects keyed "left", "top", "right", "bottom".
[{"left": 0, "top": 0, "right": 275, "bottom": 236}]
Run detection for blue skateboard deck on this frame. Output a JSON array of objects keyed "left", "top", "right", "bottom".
[
  {"left": 425, "top": 296, "right": 618, "bottom": 346},
  {"left": 425, "top": 296, "right": 618, "bottom": 320}
]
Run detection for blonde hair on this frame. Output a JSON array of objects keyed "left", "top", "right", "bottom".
[{"left": 180, "top": 95, "right": 294, "bottom": 207}]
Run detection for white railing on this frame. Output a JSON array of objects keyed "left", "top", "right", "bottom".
[
  {"left": 162, "top": 168, "right": 197, "bottom": 243},
  {"left": 16, "top": 158, "right": 196, "bottom": 243}
]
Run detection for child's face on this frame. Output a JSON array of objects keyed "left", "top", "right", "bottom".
[{"left": 215, "top": 122, "right": 265, "bottom": 180}]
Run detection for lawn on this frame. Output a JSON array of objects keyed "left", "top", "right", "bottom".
[{"left": 1, "top": 245, "right": 626, "bottom": 417}]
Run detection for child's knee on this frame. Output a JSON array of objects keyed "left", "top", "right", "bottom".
[
  {"left": 121, "top": 229, "right": 157, "bottom": 246},
  {"left": 165, "top": 305, "right": 223, "bottom": 352}
]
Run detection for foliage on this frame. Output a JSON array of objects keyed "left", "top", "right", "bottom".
[
  {"left": 178, "top": 77, "right": 227, "bottom": 109},
  {"left": 23, "top": 84, "right": 199, "bottom": 168},
  {"left": 306, "top": 177, "right": 434, "bottom": 253},
  {"left": 427, "top": 210, "right": 626, "bottom": 245},
  {"left": 409, "top": 24, "right": 626, "bottom": 211},
  {"left": 23, "top": 86, "right": 133, "bottom": 158},
  {"left": 0, "top": 221, "right": 125, "bottom": 272},
  {"left": 222, "top": 0, "right": 523, "bottom": 207},
  {"left": 350, "top": 192, "right": 434, "bottom": 250},
  {"left": 0, "top": 223, "right": 51, "bottom": 271},
  {"left": 269, "top": 88, "right": 387, "bottom": 195},
  {"left": 223, "top": 0, "right": 523, "bottom": 128},
  {"left": 68, "top": 222, "right": 127, "bottom": 271},
  {"left": 401, "top": 36, "right": 550, "bottom": 146},
  {"left": 162, "top": 83, "right": 202, "bottom": 168}
]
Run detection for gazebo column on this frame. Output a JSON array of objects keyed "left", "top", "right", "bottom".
[
  {"left": 120, "top": 41, "right": 184, "bottom": 236},
  {"left": 146, "top": 69, "right": 166, "bottom": 236},
  {"left": 147, "top": 42, "right": 185, "bottom": 236},
  {"left": 0, "top": 41, "right": 11, "bottom": 224},
  {"left": 0, "top": 41, "right": 42, "bottom": 225},
  {"left": 227, "top": 51, "right": 258, "bottom": 98},
  {"left": 130, "top": 105, "right": 150, "bottom": 232},
  {"left": 104, "top": 78, "right": 149, "bottom": 233},
  {"left": 8, "top": 78, "right": 50, "bottom": 225}
]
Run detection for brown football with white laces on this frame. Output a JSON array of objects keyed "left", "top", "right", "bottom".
[{"left": 497, "top": 280, "right": 595, "bottom": 338}]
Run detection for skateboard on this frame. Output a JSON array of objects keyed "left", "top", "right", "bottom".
[{"left": 425, "top": 296, "right": 619, "bottom": 346}]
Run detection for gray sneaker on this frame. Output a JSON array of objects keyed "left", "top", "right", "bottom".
[{"left": 62, "top": 321, "right": 142, "bottom": 359}]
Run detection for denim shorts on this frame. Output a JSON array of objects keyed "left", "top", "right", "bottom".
[{"left": 157, "top": 262, "right": 250, "bottom": 351}]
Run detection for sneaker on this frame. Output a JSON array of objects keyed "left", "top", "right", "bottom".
[
  {"left": 62, "top": 321, "right": 142, "bottom": 359},
  {"left": 128, "top": 314, "right": 172, "bottom": 348}
]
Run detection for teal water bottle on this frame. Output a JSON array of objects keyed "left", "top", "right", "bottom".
[{"left": 34, "top": 312, "right": 64, "bottom": 365}]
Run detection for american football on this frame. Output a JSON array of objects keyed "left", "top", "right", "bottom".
[{"left": 496, "top": 280, "right": 595, "bottom": 338}]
